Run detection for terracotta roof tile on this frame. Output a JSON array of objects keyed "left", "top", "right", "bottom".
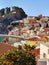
[
  {"left": 0, "top": 42, "right": 16, "bottom": 55},
  {"left": 26, "top": 37, "right": 39, "bottom": 41},
  {"left": 30, "top": 48, "right": 40, "bottom": 55}
]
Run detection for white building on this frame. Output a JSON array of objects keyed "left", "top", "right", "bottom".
[
  {"left": 36, "top": 42, "right": 49, "bottom": 65},
  {"left": 40, "top": 43, "right": 49, "bottom": 60}
]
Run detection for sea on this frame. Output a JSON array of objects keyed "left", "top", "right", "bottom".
[
  {"left": 0, "top": 36, "right": 9, "bottom": 42},
  {"left": 0, "top": 36, "right": 5, "bottom": 42},
  {"left": 0, "top": 36, "right": 17, "bottom": 44}
]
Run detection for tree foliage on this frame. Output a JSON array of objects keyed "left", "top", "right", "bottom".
[
  {"left": 6, "top": 7, "right": 10, "bottom": 14},
  {"left": 0, "top": 45, "right": 36, "bottom": 65},
  {"left": 0, "top": 8, "right": 5, "bottom": 16},
  {"left": 0, "top": 6, "right": 27, "bottom": 34},
  {"left": 0, "top": 6, "right": 27, "bottom": 17}
]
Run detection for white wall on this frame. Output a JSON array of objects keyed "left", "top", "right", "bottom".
[
  {"left": 40, "top": 44, "right": 49, "bottom": 59},
  {"left": 47, "top": 61, "right": 49, "bottom": 65}
]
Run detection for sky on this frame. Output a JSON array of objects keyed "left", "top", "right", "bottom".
[{"left": 0, "top": 0, "right": 49, "bottom": 16}]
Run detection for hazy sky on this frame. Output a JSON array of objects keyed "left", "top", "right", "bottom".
[{"left": 0, "top": 0, "right": 49, "bottom": 16}]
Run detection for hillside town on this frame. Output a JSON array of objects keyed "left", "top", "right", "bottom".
[
  {"left": 0, "top": 15, "right": 49, "bottom": 65},
  {"left": 8, "top": 15, "right": 49, "bottom": 42},
  {"left": 0, "top": 4, "right": 49, "bottom": 65}
]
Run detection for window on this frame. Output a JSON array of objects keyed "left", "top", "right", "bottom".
[{"left": 43, "top": 53, "right": 46, "bottom": 58}]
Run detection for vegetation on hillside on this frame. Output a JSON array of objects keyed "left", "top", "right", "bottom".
[
  {"left": 0, "top": 6, "right": 27, "bottom": 34},
  {"left": 0, "top": 6, "right": 27, "bottom": 16},
  {"left": 0, "top": 45, "right": 36, "bottom": 65}
]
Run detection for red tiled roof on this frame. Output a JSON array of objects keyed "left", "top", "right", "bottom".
[
  {"left": 30, "top": 48, "right": 40, "bottom": 55},
  {"left": 38, "top": 34, "right": 46, "bottom": 38},
  {"left": 26, "top": 37, "right": 39, "bottom": 41},
  {"left": 43, "top": 28, "right": 48, "bottom": 31},
  {"left": 29, "top": 19, "right": 35, "bottom": 24},
  {"left": 0, "top": 42, "right": 16, "bottom": 55}
]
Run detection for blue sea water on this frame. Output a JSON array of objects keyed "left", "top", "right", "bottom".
[
  {"left": 0, "top": 36, "right": 16, "bottom": 44},
  {"left": 0, "top": 36, "right": 8, "bottom": 42},
  {"left": 0, "top": 36, "right": 5, "bottom": 41}
]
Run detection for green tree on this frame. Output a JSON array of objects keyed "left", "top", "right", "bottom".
[
  {"left": 6, "top": 7, "right": 10, "bottom": 14},
  {"left": 0, "top": 8, "right": 5, "bottom": 16},
  {"left": 0, "top": 10, "right": 1, "bottom": 16},
  {"left": 0, "top": 45, "right": 36, "bottom": 65},
  {"left": 12, "top": 6, "right": 19, "bottom": 12}
]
